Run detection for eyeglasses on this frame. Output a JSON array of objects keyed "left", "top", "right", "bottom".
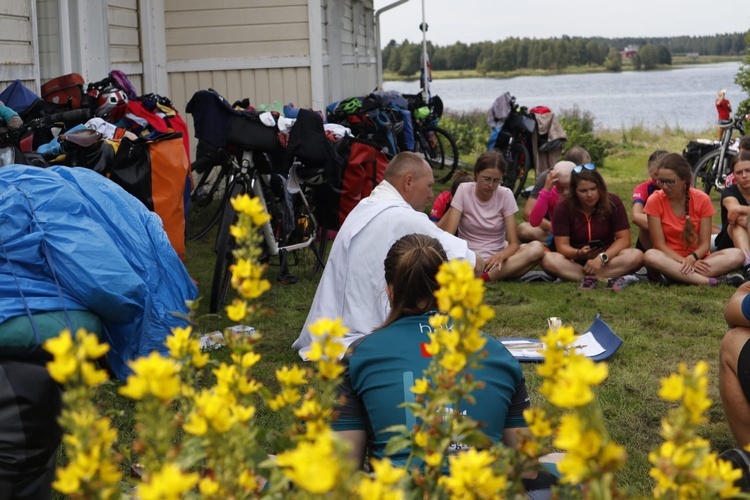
[
  {"left": 573, "top": 163, "right": 596, "bottom": 174},
  {"left": 479, "top": 176, "right": 502, "bottom": 186},
  {"left": 656, "top": 178, "right": 678, "bottom": 187}
]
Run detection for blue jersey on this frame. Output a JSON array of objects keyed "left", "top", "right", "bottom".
[{"left": 333, "top": 312, "right": 529, "bottom": 466}]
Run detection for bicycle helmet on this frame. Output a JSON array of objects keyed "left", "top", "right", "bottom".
[
  {"left": 96, "top": 86, "right": 128, "bottom": 122},
  {"left": 335, "top": 97, "right": 362, "bottom": 116}
]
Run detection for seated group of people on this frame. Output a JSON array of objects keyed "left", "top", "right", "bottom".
[{"left": 429, "top": 144, "right": 750, "bottom": 290}]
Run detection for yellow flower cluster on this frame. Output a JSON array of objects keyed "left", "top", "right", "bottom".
[
  {"left": 43, "top": 328, "right": 109, "bottom": 386},
  {"left": 439, "top": 449, "right": 507, "bottom": 499},
  {"left": 276, "top": 432, "right": 342, "bottom": 493},
  {"left": 531, "top": 325, "right": 626, "bottom": 486},
  {"left": 649, "top": 361, "right": 742, "bottom": 498},
  {"left": 183, "top": 363, "right": 259, "bottom": 435},
  {"left": 138, "top": 463, "right": 199, "bottom": 500},
  {"left": 357, "top": 458, "right": 406, "bottom": 500},
  {"left": 165, "top": 326, "right": 209, "bottom": 369},
  {"left": 119, "top": 352, "right": 181, "bottom": 401},
  {"left": 426, "top": 260, "right": 494, "bottom": 373},
  {"left": 230, "top": 257, "right": 271, "bottom": 300},
  {"left": 52, "top": 413, "right": 122, "bottom": 496},
  {"left": 230, "top": 193, "right": 271, "bottom": 227},
  {"left": 307, "top": 317, "right": 348, "bottom": 380},
  {"left": 267, "top": 365, "right": 306, "bottom": 411}
]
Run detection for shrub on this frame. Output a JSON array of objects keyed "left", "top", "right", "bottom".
[
  {"left": 440, "top": 110, "right": 489, "bottom": 158},
  {"left": 558, "top": 106, "right": 612, "bottom": 167}
]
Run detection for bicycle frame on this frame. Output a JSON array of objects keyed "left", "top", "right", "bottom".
[{"left": 712, "top": 116, "right": 745, "bottom": 190}]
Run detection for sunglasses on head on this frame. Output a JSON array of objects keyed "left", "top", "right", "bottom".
[{"left": 573, "top": 163, "right": 596, "bottom": 174}]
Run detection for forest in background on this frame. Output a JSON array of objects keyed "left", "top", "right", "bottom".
[{"left": 382, "top": 32, "right": 747, "bottom": 75}]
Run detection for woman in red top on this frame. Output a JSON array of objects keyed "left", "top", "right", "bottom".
[
  {"left": 717, "top": 89, "right": 732, "bottom": 141},
  {"left": 540, "top": 164, "right": 643, "bottom": 290},
  {"left": 643, "top": 153, "right": 745, "bottom": 286}
]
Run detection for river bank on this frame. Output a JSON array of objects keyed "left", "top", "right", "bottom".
[{"left": 383, "top": 55, "right": 742, "bottom": 81}]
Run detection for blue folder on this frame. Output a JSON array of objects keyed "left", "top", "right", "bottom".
[{"left": 500, "top": 315, "right": 623, "bottom": 363}]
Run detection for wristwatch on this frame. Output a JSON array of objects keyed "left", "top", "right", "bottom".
[{"left": 599, "top": 253, "right": 609, "bottom": 265}]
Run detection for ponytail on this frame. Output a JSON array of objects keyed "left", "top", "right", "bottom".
[{"left": 681, "top": 183, "right": 697, "bottom": 247}]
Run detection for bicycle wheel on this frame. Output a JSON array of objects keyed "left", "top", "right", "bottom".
[
  {"left": 502, "top": 142, "right": 531, "bottom": 198},
  {"left": 209, "top": 183, "right": 243, "bottom": 314},
  {"left": 692, "top": 149, "right": 734, "bottom": 195},
  {"left": 419, "top": 126, "right": 459, "bottom": 183},
  {"left": 187, "top": 161, "right": 230, "bottom": 241}
]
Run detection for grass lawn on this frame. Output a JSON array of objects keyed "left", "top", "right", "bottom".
[{"left": 176, "top": 125, "right": 736, "bottom": 497}]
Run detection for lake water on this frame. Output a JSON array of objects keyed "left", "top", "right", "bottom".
[{"left": 383, "top": 62, "right": 743, "bottom": 132}]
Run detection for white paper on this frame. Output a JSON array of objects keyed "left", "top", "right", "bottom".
[
  {"left": 199, "top": 331, "right": 226, "bottom": 351},
  {"left": 501, "top": 330, "right": 605, "bottom": 359}
]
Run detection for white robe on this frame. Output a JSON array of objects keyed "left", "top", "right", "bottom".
[{"left": 292, "top": 180, "right": 476, "bottom": 359}]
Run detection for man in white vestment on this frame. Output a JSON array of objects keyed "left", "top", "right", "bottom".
[{"left": 292, "top": 152, "right": 482, "bottom": 359}]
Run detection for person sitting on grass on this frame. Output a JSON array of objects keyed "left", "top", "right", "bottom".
[
  {"left": 430, "top": 169, "right": 472, "bottom": 225},
  {"left": 643, "top": 153, "right": 745, "bottom": 286},
  {"left": 715, "top": 152, "right": 750, "bottom": 282},
  {"left": 526, "top": 160, "right": 576, "bottom": 249},
  {"left": 631, "top": 150, "right": 668, "bottom": 251},
  {"left": 440, "top": 150, "right": 545, "bottom": 282},
  {"left": 518, "top": 145, "right": 591, "bottom": 243},
  {"left": 540, "top": 163, "right": 644, "bottom": 290},
  {"left": 332, "top": 233, "right": 558, "bottom": 497},
  {"left": 718, "top": 281, "right": 750, "bottom": 491}
]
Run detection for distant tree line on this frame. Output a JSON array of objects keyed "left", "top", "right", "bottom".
[{"left": 382, "top": 33, "right": 747, "bottom": 76}]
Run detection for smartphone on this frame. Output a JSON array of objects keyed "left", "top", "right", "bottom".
[{"left": 587, "top": 240, "right": 603, "bottom": 250}]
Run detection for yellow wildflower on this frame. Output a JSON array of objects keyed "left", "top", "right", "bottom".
[
  {"left": 226, "top": 299, "right": 247, "bottom": 322},
  {"left": 524, "top": 408, "right": 552, "bottom": 438},
  {"left": 276, "top": 433, "right": 340, "bottom": 493},
  {"left": 182, "top": 412, "right": 208, "bottom": 436},
  {"left": 318, "top": 359, "right": 345, "bottom": 379},
  {"left": 46, "top": 353, "right": 77, "bottom": 384},
  {"left": 138, "top": 463, "right": 199, "bottom": 500},
  {"left": 414, "top": 431, "right": 429, "bottom": 447},
  {"left": 309, "top": 317, "right": 350, "bottom": 338},
  {"left": 440, "top": 449, "right": 506, "bottom": 499},
  {"left": 52, "top": 465, "right": 80, "bottom": 494},
  {"left": 370, "top": 458, "right": 406, "bottom": 485},
  {"left": 199, "top": 477, "right": 220, "bottom": 495},
  {"left": 276, "top": 365, "right": 308, "bottom": 386},
  {"left": 439, "top": 351, "right": 467, "bottom": 373},
  {"left": 231, "top": 193, "right": 271, "bottom": 226},
  {"left": 80, "top": 361, "right": 108, "bottom": 387},
  {"left": 43, "top": 329, "right": 74, "bottom": 357},
  {"left": 411, "top": 378, "right": 430, "bottom": 395},
  {"left": 424, "top": 451, "right": 443, "bottom": 467},
  {"left": 118, "top": 352, "right": 181, "bottom": 401},
  {"left": 658, "top": 373, "right": 685, "bottom": 401},
  {"left": 76, "top": 328, "right": 109, "bottom": 359}
]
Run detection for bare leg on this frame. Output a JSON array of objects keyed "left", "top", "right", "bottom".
[
  {"left": 729, "top": 225, "right": 750, "bottom": 254},
  {"left": 643, "top": 249, "right": 711, "bottom": 285},
  {"left": 490, "top": 241, "right": 546, "bottom": 281},
  {"left": 517, "top": 222, "right": 549, "bottom": 244},
  {"left": 540, "top": 252, "right": 586, "bottom": 282},
  {"left": 592, "top": 248, "right": 644, "bottom": 279},
  {"left": 720, "top": 327, "right": 750, "bottom": 448},
  {"left": 699, "top": 248, "right": 745, "bottom": 277}
]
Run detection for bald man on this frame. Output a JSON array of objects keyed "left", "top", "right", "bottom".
[{"left": 293, "top": 152, "right": 482, "bottom": 359}]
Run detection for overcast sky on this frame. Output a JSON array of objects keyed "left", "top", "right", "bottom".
[{"left": 373, "top": 0, "right": 750, "bottom": 47}]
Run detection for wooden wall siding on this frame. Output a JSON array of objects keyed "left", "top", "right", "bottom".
[
  {"left": 165, "top": 1, "right": 309, "bottom": 61},
  {"left": 0, "top": 2, "right": 34, "bottom": 65},
  {"left": 340, "top": 1, "right": 354, "bottom": 57},
  {"left": 36, "top": 0, "right": 60, "bottom": 80},
  {"left": 341, "top": 63, "right": 375, "bottom": 98},
  {"left": 169, "top": 67, "right": 312, "bottom": 154},
  {"left": 108, "top": 0, "right": 140, "bottom": 65}
]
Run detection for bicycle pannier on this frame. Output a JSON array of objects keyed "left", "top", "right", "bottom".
[{"left": 41, "top": 73, "right": 85, "bottom": 109}]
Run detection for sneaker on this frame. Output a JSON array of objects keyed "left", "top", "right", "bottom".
[
  {"left": 743, "top": 265, "right": 750, "bottom": 283},
  {"left": 716, "top": 273, "right": 746, "bottom": 287},
  {"left": 578, "top": 276, "right": 598, "bottom": 290},
  {"left": 718, "top": 448, "right": 750, "bottom": 492},
  {"left": 658, "top": 274, "right": 673, "bottom": 286},
  {"left": 606, "top": 276, "right": 628, "bottom": 291}
]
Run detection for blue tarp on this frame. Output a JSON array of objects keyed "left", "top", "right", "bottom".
[{"left": 0, "top": 165, "right": 197, "bottom": 379}]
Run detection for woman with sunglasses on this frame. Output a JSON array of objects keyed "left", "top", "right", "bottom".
[
  {"left": 441, "top": 150, "right": 545, "bottom": 282},
  {"left": 541, "top": 163, "right": 643, "bottom": 290},
  {"left": 643, "top": 153, "right": 745, "bottom": 286}
]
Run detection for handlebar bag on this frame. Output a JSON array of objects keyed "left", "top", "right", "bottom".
[
  {"left": 226, "top": 112, "right": 280, "bottom": 152},
  {"left": 41, "top": 73, "right": 85, "bottom": 109}
]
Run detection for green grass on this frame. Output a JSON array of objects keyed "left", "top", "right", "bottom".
[{"left": 92, "top": 124, "right": 735, "bottom": 497}]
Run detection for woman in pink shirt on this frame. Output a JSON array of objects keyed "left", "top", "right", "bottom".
[
  {"left": 440, "top": 150, "right": 545, "bottom": 282},
  {"left": 643, "top": 153, "right": 745, "bottom": 286}
]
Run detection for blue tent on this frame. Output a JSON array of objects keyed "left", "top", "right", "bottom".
[{"left": 0, "top": 165, "right": 198, "bottom": 379}]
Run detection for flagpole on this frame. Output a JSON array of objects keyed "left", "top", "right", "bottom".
[{"left": 421, "top": 0, "right": 428, "bottom": 101}]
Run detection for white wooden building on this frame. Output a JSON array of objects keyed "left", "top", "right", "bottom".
[{"left": 1, "top": 0, "right": 380, "bottom": 132}]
